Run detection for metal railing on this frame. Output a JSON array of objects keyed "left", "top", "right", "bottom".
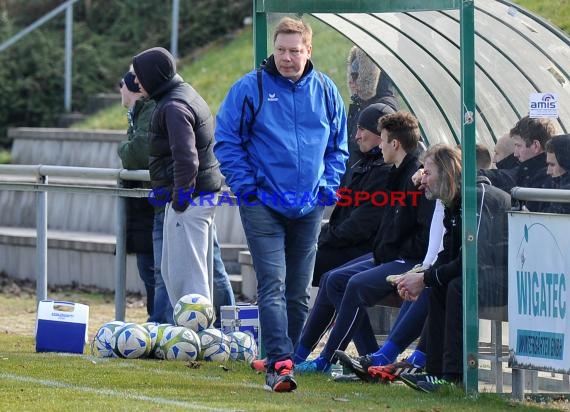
[
  {"left": 0, "top": 164, "right": 213, "bottom": 321},
  {"left": 511, "top": 186, "right": 570, "bottom": 204}
]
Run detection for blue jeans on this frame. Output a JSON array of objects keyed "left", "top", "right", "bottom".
[
  {"left": 212, "top": 223, "right": 235, "bottom": 328},
  {"left": 136, "top": 252, "right": 155, "bottom": 320},
  {"left": 150, "top": 210, "right": 174, "bottom": 324},
  {"left": 239, "top": 203, "right": 324, "bottom": 366},
  {"left": 321, "top": 258, "right": 418, "bottom": 362}
]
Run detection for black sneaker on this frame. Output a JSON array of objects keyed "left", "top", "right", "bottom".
[
  {"left": 399, "top": 372, "right": 441, "bottom": 391},
  {"left": 264, "top": 359, "right": 297, "bottom": 392},
  {"left": 335, "top": 350, "right": 377, "bottom": 382},
  {"left": 417, "top": 378, "right": 456, "bottom": 393}
]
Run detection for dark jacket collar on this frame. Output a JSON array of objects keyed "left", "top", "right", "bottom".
[
  {"left": 519, "top": 152, "right": 547, "bottom": 173},
  {"left": 263, "top": 55, "right": 314, "bottom": 83},
  {"left": 496, "top": 153, "right": 519, "bottom": 170}
]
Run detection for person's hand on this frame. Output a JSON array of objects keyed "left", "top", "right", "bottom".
[
  {"left": 411, "top": 168, "right": 424, "bottom": 188},
  {"left": 395, "top": 272, "right": 425, "bottom": 301}
]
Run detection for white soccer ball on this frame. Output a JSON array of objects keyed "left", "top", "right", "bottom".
[
  {"left": 229, "top": 331, "right": 258, "bottom": 363},
  {"left": 93, "top": 320, "right": 125, "bottom": 357},
  {"left": 198, "top": 328, "right": 231, "bottom": 362},
  {"left": 140, "top": 321, "right": 159, "bottom": 333},
  {"left": 152, "top": 324, "right": 174, "bottom": 359},
  {"left": 160, "top": 326, "right": 201, "bottom": 361},
  {"left": 111, "top": 323, "right": 151, "bottom": 359},
  {"left": 173, "top": 293, "right": 214, "bottom": 332}
]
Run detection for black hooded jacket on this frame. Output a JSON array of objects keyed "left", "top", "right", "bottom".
[
  {"left": 318, "top": 148, "right": 391, "bottom": 252},
  {"left": 132, "top": 47, "right": 222, "bottom": 211},
  {"left": 372, "top": 152, "right": 435, "bottom": 264},
  {"left": 423, "top": 176, "right": 511, "bottom": 307}
]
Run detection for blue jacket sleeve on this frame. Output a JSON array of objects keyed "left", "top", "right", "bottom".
[
  {"left": 214, "top": 78, "right": 257, "bottom": 197},
  {"left": 320, "top": 76, "right": 348, "bottom": 200}
]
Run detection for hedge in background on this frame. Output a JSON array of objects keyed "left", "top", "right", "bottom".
[{"left": 0, "top": 0, "right": 250, "bottom": 147}]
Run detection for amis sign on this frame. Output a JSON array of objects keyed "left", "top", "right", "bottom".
[
  {"left": 508, "top": 212, "right": 570, "bottom": 374},
  {"left": 529, "top": 93, "right": 558, "bottom": 118}
]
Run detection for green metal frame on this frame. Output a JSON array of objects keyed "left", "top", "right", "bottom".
[{"left": 253, "top": 0, "right": 478, "bottom": 394}]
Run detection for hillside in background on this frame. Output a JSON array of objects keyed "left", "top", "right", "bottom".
[
  {"left": 0, "top": 0, "right": 568, "bottom": 141},
  {"left": 75, "top": 0, "right": 570, "bottom": 132},
  {"left": 0, "top": 0, "right": 251, "bottom": 146}
]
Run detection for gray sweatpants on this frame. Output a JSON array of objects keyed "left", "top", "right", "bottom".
[{"left": 161, "top": 200, "right": 216, "bottom": 306}]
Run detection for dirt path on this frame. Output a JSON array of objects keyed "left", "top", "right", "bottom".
[{"left": 0, "top": 274, "right": 148, "bottom": 341}]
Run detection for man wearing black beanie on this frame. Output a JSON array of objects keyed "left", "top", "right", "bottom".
[
  {"left": 132, "top": 47, "right": 222, "bottom": 308},
  {"left": 312, "top": 102, "right": 394, "bottom": 286}
]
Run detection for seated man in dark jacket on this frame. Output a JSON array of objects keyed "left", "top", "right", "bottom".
[
  {"left": 492, "top": 132, "right": 518, "bottom": 170},
  {"left": 313, "top": 103, "right": 394, "bottom": 286},
  {"left": 395, "top": 144, "right": 511, "bottom": 393}
]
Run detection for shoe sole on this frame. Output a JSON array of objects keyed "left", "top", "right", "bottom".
[
  {"left": 399, "top": 375, "right": 424, "bottom": 392},
  {"left": 368, "top": 369, "right": 398, "bottom": 383},
  {"left": 416, "top": 382, "right": 433, "bottom": 393},
  {"left": 264, "top": 378, "right": 297, "bottom": 392},
  {"left": 368, "top": 367, "right": 422, "bottom": 383}
]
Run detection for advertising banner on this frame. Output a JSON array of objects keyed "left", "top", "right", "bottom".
[{"left": 508, "top": 212, "right": 569, "bottom": 373}]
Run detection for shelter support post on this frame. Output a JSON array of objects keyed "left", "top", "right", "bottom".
[{"left": 460, "top": 0, "right": 478, "bottom": 394}]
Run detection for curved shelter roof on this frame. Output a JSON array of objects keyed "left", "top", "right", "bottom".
[{"left": 313, "top": 0, "right": 570, "bottom": 147}]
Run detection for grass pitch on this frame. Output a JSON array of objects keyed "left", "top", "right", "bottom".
[{"left": 0, "top": 289, "right": 563, "bottom": 412}]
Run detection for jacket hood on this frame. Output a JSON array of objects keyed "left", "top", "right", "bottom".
[
  {"left": 132, "top": 47, "right": 177, "bottom": 98},
  {"left": 347, "top": 47, "right": 380, "bottom": 101},
  {"left": 547, "top": 134, "right": 570, "bottom": 171}
]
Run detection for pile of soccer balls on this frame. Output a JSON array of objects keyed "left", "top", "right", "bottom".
[{"left": 92, "top": 293, "right": 257, "bottom": 363}]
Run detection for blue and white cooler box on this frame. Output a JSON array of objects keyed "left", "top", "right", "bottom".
[
  {"left": 36, "top": 300, "right": 89, "bottom": 354},
  {"left": 220, "top": 304, "right": 259, "bottom": 346}
]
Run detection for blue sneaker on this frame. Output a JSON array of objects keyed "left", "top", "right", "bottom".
[{"left": 295, "top": 359, "right": 331, "bottom": 374}]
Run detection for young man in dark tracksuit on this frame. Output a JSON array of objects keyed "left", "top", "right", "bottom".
[
  {"left": 395, "top": 145, "right": 511, "bottom": 392},
  {"left": 295, "top": 111, "right": 434, "bottom": 374}
]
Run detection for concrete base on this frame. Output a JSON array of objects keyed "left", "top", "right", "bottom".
[{"left": 0, "top": 227, "right": 145, "bottom": 293}]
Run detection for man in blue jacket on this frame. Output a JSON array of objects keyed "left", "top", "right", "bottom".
[{"left": 215, "top": 16, "right": 348, "bottom": 392}]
